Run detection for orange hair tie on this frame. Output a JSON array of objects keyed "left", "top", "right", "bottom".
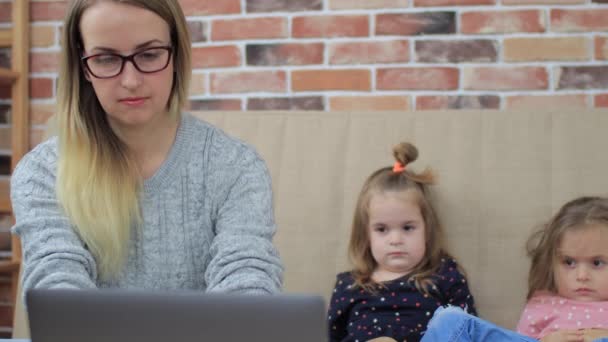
[{"left": 393, "top": 162, "right": 406, "bottom": 173}]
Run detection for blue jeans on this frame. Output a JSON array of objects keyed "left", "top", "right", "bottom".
[{"left": 420, "top": 306, "right": 608, "bottom": 342}]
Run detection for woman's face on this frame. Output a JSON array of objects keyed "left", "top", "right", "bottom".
[{"left": 79, "top": 1, "right": 174, "bottom": 133}]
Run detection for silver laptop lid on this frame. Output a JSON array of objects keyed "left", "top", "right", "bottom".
[{"left": 26, "top": 289, "right": 326, "bottom": 342}]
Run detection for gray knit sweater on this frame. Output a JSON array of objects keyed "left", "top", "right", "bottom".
[{"left": 11, "top": 113, "right": 283, "bottom": 294}]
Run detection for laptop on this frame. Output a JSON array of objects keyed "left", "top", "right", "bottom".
[{"left": 26, "top": 288, "right": 327, "bottom": 342}]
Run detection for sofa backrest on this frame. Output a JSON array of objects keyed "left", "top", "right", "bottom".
[
  {"left": 13, "top": 109, "right": 608, "bottom": 338},
  {"left": 194, "top": 109, "right": 608, "bottom": 329}
]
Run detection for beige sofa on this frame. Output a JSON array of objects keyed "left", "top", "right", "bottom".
[{"left": 13, "top": 109, "right": 608, "bottom": 338}]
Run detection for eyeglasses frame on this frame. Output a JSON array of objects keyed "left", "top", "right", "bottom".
[{"left": 81, "top": 46, "right": 173, "bottom": 79}]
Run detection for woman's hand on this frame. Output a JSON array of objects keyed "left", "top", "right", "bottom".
[{"left": 541, "top": 330, "right": 584, "bottom": 342}]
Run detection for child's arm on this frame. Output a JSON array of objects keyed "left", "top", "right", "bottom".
[
  {"left": 516, "top": 298, "right": 546, "bottom": 339},
  {"left": 439, "top": 259, "right": 477, "bottom": 315},
  {"left": 581, "top": 328, "right": 608, "bottom": 341},
  {"left": 539, "top": 330, "right": 583, "bottom": 342},
  {"left": 327, "top": 273, "right": 353, "bottom": 341}
]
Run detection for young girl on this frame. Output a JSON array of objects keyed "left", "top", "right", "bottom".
[
  {"left": 327, "top": 142, "right": 477, "bottom": 342},
  {"left": 421, "top": 196, "right": 608, "bottom": 342}
]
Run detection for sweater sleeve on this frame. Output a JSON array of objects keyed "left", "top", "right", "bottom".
[
  {"left": 10, "top": 141, "right": 98, "bottom": 294},
  {"left": 203, "top": 135, "right": 283, "bottom": 294},
  {"left": 515, "top": 299, "right": 545, "bottom": 339}
]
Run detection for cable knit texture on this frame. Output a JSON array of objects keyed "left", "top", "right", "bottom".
[{"left": 11, "top": 113, "right": 283, "bottom": 295}]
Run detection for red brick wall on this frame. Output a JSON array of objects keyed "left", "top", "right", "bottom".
[{"left": 0, "top": 0, "right": 607, "bottom": 145}]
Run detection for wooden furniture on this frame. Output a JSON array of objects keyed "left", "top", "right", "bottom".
[{"left": 0, "top": 0, "right": 29, "bottom": 337}]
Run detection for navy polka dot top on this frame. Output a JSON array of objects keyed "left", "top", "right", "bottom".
[{"left": 327, "top": 258, "right": 477, "bottom": 342}]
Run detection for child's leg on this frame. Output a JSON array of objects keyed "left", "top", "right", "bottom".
[{"left": 421, "top": 306, "right": 537, "bottom": 342}]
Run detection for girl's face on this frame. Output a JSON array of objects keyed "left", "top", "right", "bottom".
[
  {"left": 554, "top": 224, "right": 608, "bottom": 302},
  {"left": 79, "top": 1, "right": 174, "bottom": 133},
  {"left": 368, "top": 190, "right": 426, "bottom": 282}
]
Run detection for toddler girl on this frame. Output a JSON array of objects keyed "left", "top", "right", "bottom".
[
  {"left": 422, "top": 196, "right": 608, "bottom": 342},
  {"left": 327, "top": 142, "right": 477, "bottom": 342}
]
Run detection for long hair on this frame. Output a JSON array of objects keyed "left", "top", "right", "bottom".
[
  {"left": 348, "top": 142, "right": 452, "bottom": 294},
  {"left": 56, "top": 0, "right": 191, "bottom": 280},
  {"left": 526, "top": 196, "right": 608, "bottom": 299}
]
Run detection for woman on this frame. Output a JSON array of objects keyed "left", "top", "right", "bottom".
[{"left": 11, "top": 0, "right": 283, "bottom": 294}]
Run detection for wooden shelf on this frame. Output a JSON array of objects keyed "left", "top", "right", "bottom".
[
  {"left": 0, "top": 30, "right": 10, "bottom": 48},
  {"left": 0, "top": 261, "right": 18, "bottom": 274},
  {"left": 0, "top": 177, "right": 9, "bottom": 214},
  {"left": 0, "top": 68, "right": 18, "bottom": 86}
]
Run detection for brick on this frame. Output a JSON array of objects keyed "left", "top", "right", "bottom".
[
  {"left": 414, "top": 0, "right": 494, "bottom": 6},
  {"left": 330, "top": 41, "right": 409, "bottom": 65},
  {"left": 596, "top": 36, "right": 608, "bottom": 60},
  {"left": 461, "top": 10, "right": 545, "bottom": 34},
  {"left": 30, "top": 77, "right": 53, "bottom": 99},
  {"left": 30, "top": 52, "right": 60, "bottom": 73},
  {"left": 377, "top": 67, "right": 459, "bottom": 90},
  {"left": 464, "top": 67, "right": 548, "bottom": 90},
  {"left": 376, "top": 12, "right": 455, "bottom": 36},
  {"left": 31, "top": 25, "right": 56, "bottom": 48},
  {"left": 31, "top": 1, "right": 68, "bottom": 21},
  {"left": 504, "top": 37, "right": 589, "bottom": 62},
  {"left": 551, "top": 9, "right": 608, "bottom": 32},
  {"left": 330, "top": 96, "right": 411, "bottom": 111},
  {"left": 416, "top": 95, "right": 500, "bottom": 110},
  {"left": 0, "top": 3, "right": 10, "bottom": 23},
  {"left": 329, "top": 0, "right": 409, "bottom": 9},
  {"left": 505, "top": 95, "right": 588, "bottom": 110},
  {"left": 189, "top": 99, "right": 242, "bottom": 111},
  {"left": 211, "top": 18, "right": 287, "bottom": 41},
  {"left": 556, "top": 66, "right": 608, "bottom": 89},
  {"left": 191, "top": 46, "right": 241, "bottom": 68},
  {"left": 595, "top": 94, "right": 608, "bottom": 107},
  {"left": 503, "top": 0, "right": 583, "bottom": 4},
  {"left": 415, "top": 40, "right": 497, "bottom": 63},
  {"left": 247, "top": 43, "right": 323, "bottom": 66},
  {"left": 292, "top": 69, "right": 371, "bottom": 91},
  {"left": 247, "top": 97, "right": 324, "bottom": 110},
  {"left": 189, "top": 73, "right": 206, "bottom": 96},
  {"left": 30, "top": 103, "right": 56, "bottom": 125},
  {"left": 179, "top": 0, "right": 240, "bottom": 15},
  {"left": 210, "top": 71, "right": 286, "bottom": 94},
  {"left": 292, "top": 15, "right": 369, "bottom": 38},
  {"left": 246, "top": 0, "right": 322, "bottom": 12},
  {"left": 187, "top": 21, "right": 207, "bottom": 43}
]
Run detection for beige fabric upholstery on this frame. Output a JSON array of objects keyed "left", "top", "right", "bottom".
[{"left": 13, "top": 109, "right": 608, "bottom": 337}]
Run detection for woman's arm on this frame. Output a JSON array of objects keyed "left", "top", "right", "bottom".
[
  {"left": 11, "top": 142, "right": 98, "bottom": 293},
  {"left": 204, "top": 143, "right": 283, "bottom": 294}
]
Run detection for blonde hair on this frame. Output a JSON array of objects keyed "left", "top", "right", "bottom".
[
  {"left": 56, "top": 0, "right": 191, "bottom": 280},
  {"left": 348, "top": 142, "right": 453, "bottom": 294},
  {"left": 526, "top": 196, "right": 608, "bottom": 299}
]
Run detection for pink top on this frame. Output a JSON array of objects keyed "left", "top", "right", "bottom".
[{"left": 516, "top": 292, "right": 608, "bottom": 339}]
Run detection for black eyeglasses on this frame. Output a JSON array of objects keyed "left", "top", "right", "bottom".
[{"left": 81, "top": 46, "right": 173, "bottom": 79}]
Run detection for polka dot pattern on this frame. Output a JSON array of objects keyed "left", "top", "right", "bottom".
[
  {"left": 516, "top": 293, "right": 608, "bottom": 339},
  {"left": 327, "top": 258, "right": 477, "bottom": 341}
]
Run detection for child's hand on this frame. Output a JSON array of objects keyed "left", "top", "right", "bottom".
[
  {"left": 540, "top": 330, "right": 584, "bottom": 342},
  {"left": 581, "top": 328, "right": 608, "bottom": 342}
]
